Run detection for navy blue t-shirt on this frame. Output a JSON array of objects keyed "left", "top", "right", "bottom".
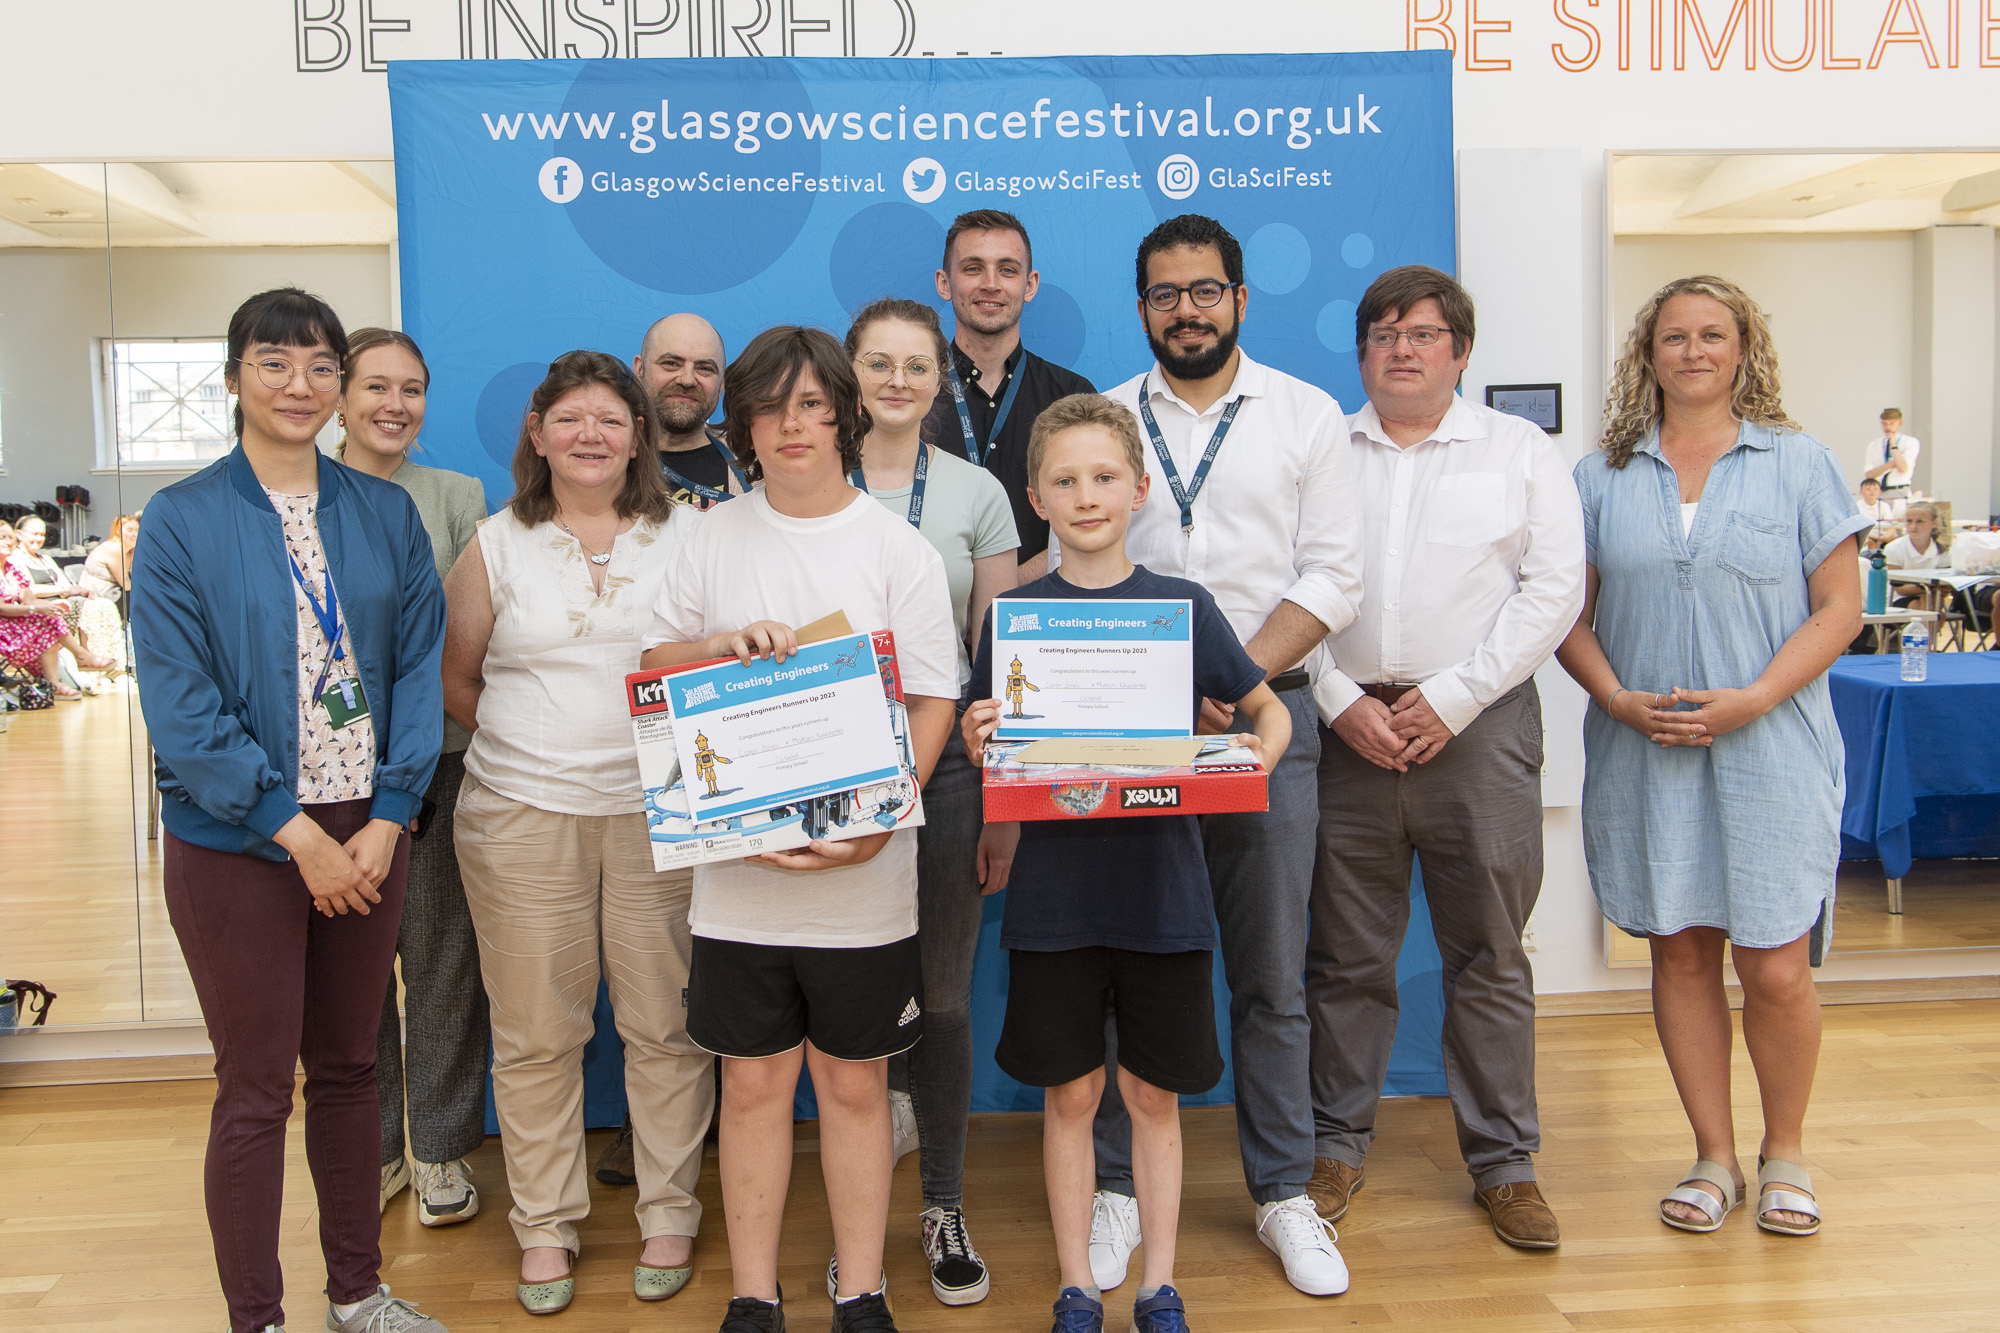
[{"left": 971, "top": 566, "right": 1265, "bottom": 954}]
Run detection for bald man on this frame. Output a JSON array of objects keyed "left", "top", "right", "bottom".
[{"left": 634, "top": 313, "right": 744, "bottom": 510}]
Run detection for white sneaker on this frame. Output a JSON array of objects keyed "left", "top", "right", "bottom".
[
  {"left": 890, "top": 1088, "right": 920, "bottom": 1162},
  {"left": 379, "top": 1157, "right": 411, "bottom": 1214},
  {"left": 413, "top": 1157, "right": 479, "bottom": 1227},
  {"left": 326, "top": 1283, "right": 447, "bottom": 1330},
  {"left": 1255, "top": 1195, "right": 1349, "bottom": 1296},
  {"left": 1087, "top": 1190, "right": 1141, "bottom": 1291}
]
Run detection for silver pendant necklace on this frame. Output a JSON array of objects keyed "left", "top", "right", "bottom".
[{"left": 557, "top": 517, "right": 612, "bottom": 566}]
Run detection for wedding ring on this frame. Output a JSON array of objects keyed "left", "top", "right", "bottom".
[{"left": 1411, "top": 737, "right": 1429, "bottom": 749}]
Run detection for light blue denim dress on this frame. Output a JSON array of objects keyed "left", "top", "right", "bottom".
[{"left": 1573, "top": 423, "right": 1872, "bottom": 951}]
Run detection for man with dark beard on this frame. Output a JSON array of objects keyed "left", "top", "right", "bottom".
[
  {"left": 927, "top": 209, "right": 1094, "bottom": 578},
  {"left": 633, "top": 312, "right": 744, "bottom": 510},
  {"left": 1078, "top": 213, "right": 1363, "bottom": 1302}
]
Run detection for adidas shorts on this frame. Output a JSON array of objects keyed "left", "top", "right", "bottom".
[{"left": 687, "top": 934, "right": 923, "bottom": 1062}]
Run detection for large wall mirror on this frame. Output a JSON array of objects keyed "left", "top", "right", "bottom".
[
  {"left": 1607, "top": 149, "right": 2000, "bottom": 962},
  {"left": 1, "top": 159, "right": 396, "bottom": 1028}
]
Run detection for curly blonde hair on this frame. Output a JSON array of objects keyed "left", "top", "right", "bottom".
[{"left": 1600, "top": 275, "right": 1797, "bottom": 468}]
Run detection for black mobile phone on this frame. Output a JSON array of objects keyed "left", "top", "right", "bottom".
[{"left": 410, "top": 795, "right": 439, "bottom": 839}]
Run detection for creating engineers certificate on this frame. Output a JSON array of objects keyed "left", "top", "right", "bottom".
[
  {"left": 991, "top": 597, "right": 1194, "bottom": 739},
  {"left": 664, "top": 632, "right": 904, "bottom": 822}
]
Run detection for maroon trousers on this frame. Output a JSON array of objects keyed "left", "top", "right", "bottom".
[{"left": 164, "top": 800, "right": 409, "bottom": 1333}]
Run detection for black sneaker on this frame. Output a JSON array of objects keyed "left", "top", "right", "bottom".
[
  {"left": 720, "top": 1289, "right": 786, "bottom": 1333},
  {"left": 829, "top": 1291, "right": 898, "bottom": 1333},
  {"left": 919, "top": 1206, "right": 990, "bottom": 1305}
]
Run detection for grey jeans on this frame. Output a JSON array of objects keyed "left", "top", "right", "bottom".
[
  {"left": 377, "top": 750, "right": 492, "bottom": 1166},
  {"left": 1306, "top": 680, "right": 1545, "bottom": 1191},
  {"left": 1095, "top": 683, "right": 1322, "bottom": 1205},
  {"left": 892, "top": 722, "right": 985, "bottom": 1209}
]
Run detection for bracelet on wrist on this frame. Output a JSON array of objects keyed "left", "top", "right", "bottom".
[{"left": 1608, "top": 687, "right": 1627, "bottom": 711}]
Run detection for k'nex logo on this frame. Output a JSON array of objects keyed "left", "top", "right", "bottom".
[
  {"left": 630, "top": 677, "right": 670, "bottom": 710},
  {"left": 1121, "top": 786, "right": 1181, "bottom": 810}
]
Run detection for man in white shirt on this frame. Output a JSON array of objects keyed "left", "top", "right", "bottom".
[
  {"left": 1082, "top": 214, "right": 1362, "bottom": 1300},
  {"left": 1303, "top": 267, "right": 1584, "bottom": 1252},
  {"left": 1862, "top": 408, "right": 1920, "bottom": 496}
]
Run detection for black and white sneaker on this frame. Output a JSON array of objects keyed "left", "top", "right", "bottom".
[{"left": 919, "top": 1206, "right": 990, "bottom": 1305}]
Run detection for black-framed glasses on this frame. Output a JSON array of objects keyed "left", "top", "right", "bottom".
[
  {"left": 853, "top": 352, "right": 940, "bottom": 386},
  {"left": 240, "top": 357, "right": 341, "bottom": 392},
  {"left": 1143, "top": 280, "right": 1238, "bottom": 312},
  {"left": 1365, "top": 326, "right": 1453, "bottom": 350}
]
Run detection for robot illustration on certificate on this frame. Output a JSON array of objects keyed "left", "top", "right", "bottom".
[
  {"left": 692, "top": 731, "right": 732, "bottom": 796},
  {"left": 1004, "top": 655, "right": 1040, "bottom": 718}
]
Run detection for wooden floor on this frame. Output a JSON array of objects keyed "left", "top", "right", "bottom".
[
  {"left": 1833, "top": 859, "right": 2000, "bottom": 953},
  {"left": 3, "top": 1001, "right": 1997, "bottom": 1331}
]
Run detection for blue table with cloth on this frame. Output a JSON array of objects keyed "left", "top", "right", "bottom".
[{"left": 1827, "top": 653, "right": 2000, "bottom": 903}]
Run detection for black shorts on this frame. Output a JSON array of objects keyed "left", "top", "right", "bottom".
[
  {"left": 687, "top": 934, "right": 923, "bottom": 1062},
  {"left": 995, "top": 947, "right": 1222, "bottom": 1095}
]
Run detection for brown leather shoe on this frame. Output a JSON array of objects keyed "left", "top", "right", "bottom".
[
  {"left": 1305, "top": 1157, "right": 1365, "bottom": 1222},
  {"left": 1475, "top": 1180, "right": 1560, "bottom": 1249}
]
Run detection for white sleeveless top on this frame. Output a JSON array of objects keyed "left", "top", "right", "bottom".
[{"left": 466, "top": 505, "right": 693, "bottom": 816}]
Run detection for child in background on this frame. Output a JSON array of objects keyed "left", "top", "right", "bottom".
[
  {"left": 1884, "top": 500, "right": 1942, "bottom": 605},
  {"left": 961, "top": 394, "right": 1293, "bottom": 1333},
  {"left": 642, "top": 327, "right": 960, "bottom": 1333}
]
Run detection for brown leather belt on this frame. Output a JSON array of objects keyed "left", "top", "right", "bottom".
[{"left": 1356, "top": 681, "right": 1422, "bottom": 705}]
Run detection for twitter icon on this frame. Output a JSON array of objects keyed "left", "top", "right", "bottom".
[{"left": 903, "top": 157, "right": 946, "bottom": 203}]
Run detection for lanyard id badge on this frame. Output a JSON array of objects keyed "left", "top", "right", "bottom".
[
  {"left": 945, "top": 361, "right": 1025, "bottom": 467},
  {"left": 851, "top": 442, "right": 931, "bottom": 528},
  {"left": 319, "top": 674, "right": 371, "bottom": 730},
  {"left": 1137, "top": 373, "right": 1243, "bottom": 536}
]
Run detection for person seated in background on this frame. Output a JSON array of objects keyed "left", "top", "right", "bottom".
[
  {"left": 80, "top": 513, "right": 140, "bottom": 616},
  {"left": 5, "top": 513, "right": 123, "bottom": 683},
  {"left": 0, "top": 520, "right": 112, "bottom": 697},
  {"left": 1884, "top": 502, "right": 1943, "bottom": 606},
  {"left": 1854, "top": 477, "right": 1896, "bottom": 548}
]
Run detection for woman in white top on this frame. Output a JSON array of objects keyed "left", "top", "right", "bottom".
[
  {"left": 443, "top": 350, "right": 709, "bottom": 1315},
  {"left": 1884, "top": 501, "right": 1942, "bottom": 605},
  {"left": 840, "top": 297, "right": 1017, "bottom": 1304}
]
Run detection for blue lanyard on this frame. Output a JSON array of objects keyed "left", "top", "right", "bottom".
[
  {"left": 1137, "top": 373, "right": 1242, "bottom": 535},
  {"left": 288, "top": 553, "right": 347, "bottom": 702},
  {"left": 851, "top": 442, "right": 930, "bottom": 528},
  {"left": 945, "top": 360, "right": 1025, "bottom": 467},
  {"left": 661, "top": 432, "right": 748, "bottom": 505}
]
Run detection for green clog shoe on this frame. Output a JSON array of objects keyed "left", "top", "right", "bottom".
[{"left": 634, "top": 1263, "right": 693, "bottom": 1301}]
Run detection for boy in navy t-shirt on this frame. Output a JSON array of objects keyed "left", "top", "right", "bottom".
[{"left": 962, "top": 394, "right": 1290, "bottom": 1333}]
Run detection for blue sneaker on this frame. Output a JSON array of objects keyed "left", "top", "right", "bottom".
[
  {"left": 1131, "top": 1286, "right": 1189, "bottom": 1333},
  {"left": 1051, "top": 1286, "right": 1104, "bottom": 1333}
]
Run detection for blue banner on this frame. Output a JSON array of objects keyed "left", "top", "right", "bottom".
[
  {"left": 994, "top": 598, "right": 1193, "bottom": 643},
  {"left": 388, "top": 51, "right": 1454, "bottom": 503}
]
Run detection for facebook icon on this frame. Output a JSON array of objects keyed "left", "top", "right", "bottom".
[{"left": 538, "top": 156, "right": 583, "bottom": 203}]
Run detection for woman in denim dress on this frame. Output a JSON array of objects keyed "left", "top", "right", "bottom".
[{"left": 1557, "top": 276, "right": 1868, "bottom": 1241}]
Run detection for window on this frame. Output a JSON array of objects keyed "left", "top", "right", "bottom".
[{"left": 103, "top": 338, "right": 233, "bottom": 467}]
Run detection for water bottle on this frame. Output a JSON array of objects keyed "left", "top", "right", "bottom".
[
  {"left": 1865, "top": 549, "right": 1888, "bottom": 615},
  {"left": 1900, "top": 618, "right": 1929, "bottom": 681}
]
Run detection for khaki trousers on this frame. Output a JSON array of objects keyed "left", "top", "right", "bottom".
[{"left": 455, "top": 772, "right": 713, "bottom": 1252}]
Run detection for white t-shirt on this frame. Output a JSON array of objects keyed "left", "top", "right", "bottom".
[
  {"left": 646, "top": 488, "right": 958, "bottom": 948},
  {"left": 1883, "top": 534, "right": 1941, "bottom": 571}
]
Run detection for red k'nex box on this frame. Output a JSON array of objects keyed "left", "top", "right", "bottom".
[{"left": 981, "top": 736, "right": 1269, "bottom": 822}]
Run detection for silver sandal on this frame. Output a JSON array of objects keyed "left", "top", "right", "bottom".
[
  {"left": 1660, "top": 1159, "right": 1744, "bottom": 1233},
  {"left": 1755, "top": 1158, "right": 1821, "bottom": 1236}
]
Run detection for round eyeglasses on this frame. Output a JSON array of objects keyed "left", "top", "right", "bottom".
[
  {"left": 1143, "top": 280, "right": 1238, "bottom": 312},
  {"left": 240, "top": 357, "right": 341, "bottom": 392},
  {"left": 854, "top": 353, "right": 939, "bottom": 386}
]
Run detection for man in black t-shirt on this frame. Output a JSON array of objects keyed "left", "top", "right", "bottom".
[
  {"left": 927, "top": 209, "right": 1094, "bottom": 577},
  {"left": 633, "top": 312, "right": 743, "bottom": 510}
]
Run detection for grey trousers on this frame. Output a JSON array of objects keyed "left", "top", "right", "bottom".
[
  {"left": 378, "top": 750, "right": 493, "bottom": 1166},
  {"left": 1306, "top": 680, "right": 1544, "bottom": 1191}
]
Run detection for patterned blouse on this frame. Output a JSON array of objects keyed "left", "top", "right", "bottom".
[{"left": 267, "top": 488, "right": 376, "bottom": 803}]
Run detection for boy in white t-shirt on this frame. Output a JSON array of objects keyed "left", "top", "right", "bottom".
[{"left": 641, "top": 327, "right": 959, "bottom": 1333}]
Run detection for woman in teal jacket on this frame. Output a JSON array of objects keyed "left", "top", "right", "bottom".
[{"left": 130, "top": 287, "right": 448, "bottom": 1333}]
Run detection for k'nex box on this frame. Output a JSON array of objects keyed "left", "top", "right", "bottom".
[{"left": 980, "top": 736, "right": 1269, "bottom": 822}]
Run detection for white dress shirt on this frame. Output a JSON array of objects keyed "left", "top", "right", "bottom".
[
  {"left": 1310, "top": 396, "right": 1584, "bottom": 734},
  {"left": 1864, "top": 433, "right": 1920, "bottom": 487},
  {"left": 1098, "top": 352, "right": 1363, "bottom": 650}
]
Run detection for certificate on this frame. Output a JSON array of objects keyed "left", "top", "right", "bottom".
[
  {"left": 991, "top": 597, "right": 1193, "bottom": 738},
  {"left": 665, "top": 632, "right": 904, "bottom": 822}
]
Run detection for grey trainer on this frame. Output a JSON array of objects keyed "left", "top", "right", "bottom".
[{"left": 325, "top": 1284, "right": 447, "bottom": 1332}]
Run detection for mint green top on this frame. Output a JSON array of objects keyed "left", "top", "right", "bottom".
[{"left": 388, "top": 457, "right": 487, "bottom": 754}]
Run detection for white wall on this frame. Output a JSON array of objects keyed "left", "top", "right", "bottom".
[
  {"left": 1613, "top": 233, "right": 1916, "bottom": 484},
  {"left": 0, "top": 246, "right": 392, "bottom": 523}
]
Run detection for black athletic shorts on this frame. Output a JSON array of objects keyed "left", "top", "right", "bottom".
[
  {"left": 687, "top": 934, "right": 923, "bottom": 1062},
  {"left": 995, "top": 946, "right": 1222, "bottom": 1095}
]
